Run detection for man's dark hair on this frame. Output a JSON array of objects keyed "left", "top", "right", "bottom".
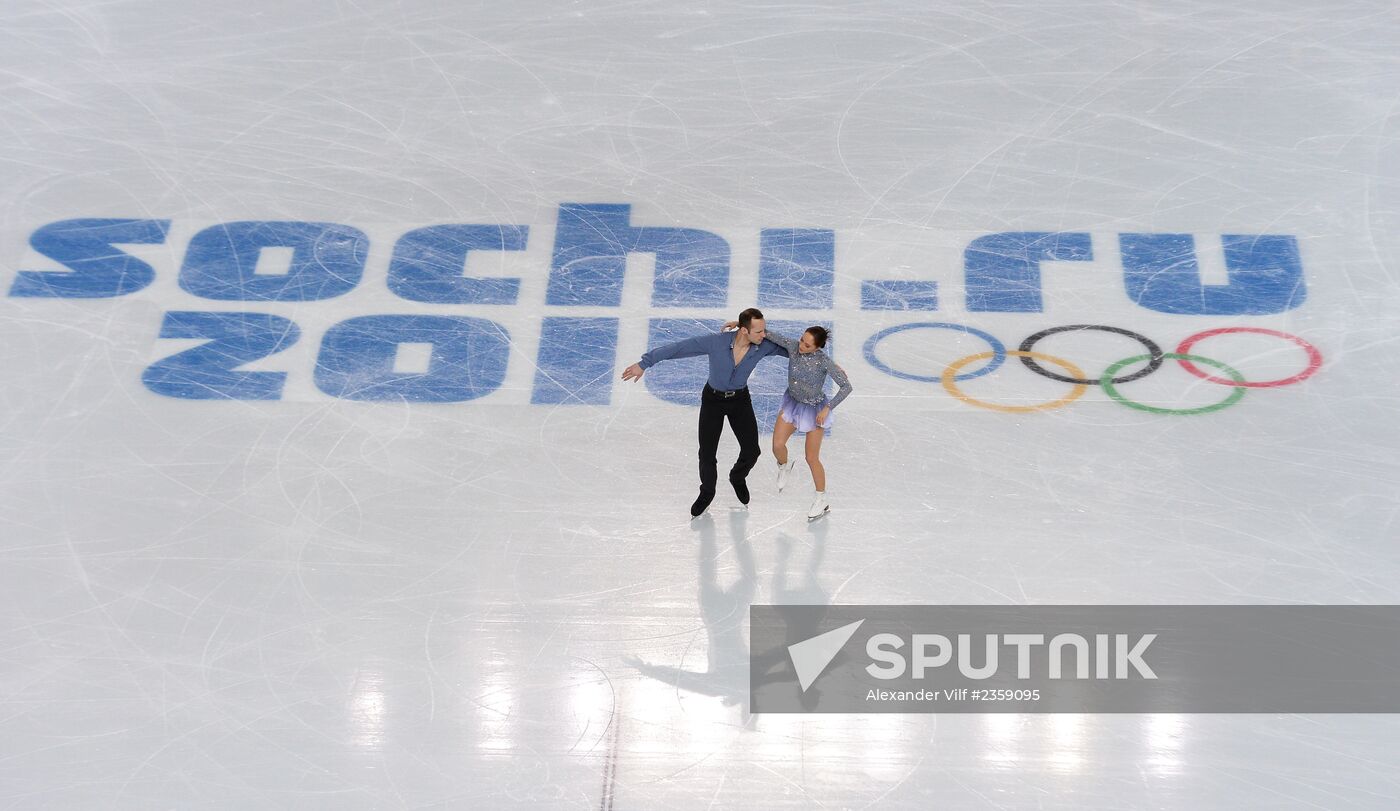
[
  {"left": 805, "top": 326, "right": 829, "bottom": 348},
  {"left": 738, "top": 308, "right": 765, "bottom": 329}
]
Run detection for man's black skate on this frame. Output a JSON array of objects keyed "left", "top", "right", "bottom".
[
  {"left": 729, "top": 473, "right": 750, "bottom": 506},
  {"left": 691, "top": 490, "right": 714, "bottom": 518}
]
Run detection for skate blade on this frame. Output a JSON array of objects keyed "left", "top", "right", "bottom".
[{"left": 806, "top": 506, "right": 830, "bottom": 522}]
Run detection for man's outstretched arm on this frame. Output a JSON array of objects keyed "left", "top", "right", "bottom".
[{"left": 621, "top": 333, "right": 715, "bottom": 381}]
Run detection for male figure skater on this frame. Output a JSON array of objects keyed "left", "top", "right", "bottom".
[{"left": 621, "top": 308, "right": 788, "bottom": 517}]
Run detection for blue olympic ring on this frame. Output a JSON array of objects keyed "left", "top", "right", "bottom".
[{"left": 862, "top": 322, "right": 1008, "bottom": 383}]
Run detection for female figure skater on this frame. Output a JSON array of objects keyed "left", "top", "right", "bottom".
[{"left": 725, "top": 321, "right": 853, "bottom": 520}]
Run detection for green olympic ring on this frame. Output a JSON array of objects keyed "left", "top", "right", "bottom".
[{"left": 1100, "top": 353, "right": 1247, "bottom": 415}]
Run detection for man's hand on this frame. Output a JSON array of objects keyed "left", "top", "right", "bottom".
[{"left": 622, "top": 363, "right": 645, "bottom": 382}]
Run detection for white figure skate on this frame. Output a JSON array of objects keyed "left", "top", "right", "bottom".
[{"left": 777, "top": 460, "right": 796, "bottom": 492}]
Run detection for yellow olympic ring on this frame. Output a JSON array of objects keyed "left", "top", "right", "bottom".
[{"left": 941, "top": 350, "right": 1089, "bottom": 413}]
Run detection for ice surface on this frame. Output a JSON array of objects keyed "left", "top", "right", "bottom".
[{"left": 2, "top": 1, "right": 1400, "bottom": 808}]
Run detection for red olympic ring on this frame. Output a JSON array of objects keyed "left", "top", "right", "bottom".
[{"left": 1174, "top": 328, "right": 1322, "bottom": 389}]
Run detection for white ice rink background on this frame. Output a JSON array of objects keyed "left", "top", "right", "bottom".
[{"left": 2, "top": 1, "right": 1400, "bottom": 808}]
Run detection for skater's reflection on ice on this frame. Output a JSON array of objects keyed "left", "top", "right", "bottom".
[
  {"left": 626, "top": 512, "right": 836, "bottom": 721},
  {"left": 625, "top": 510, "right": 757, "bottom": 723}
]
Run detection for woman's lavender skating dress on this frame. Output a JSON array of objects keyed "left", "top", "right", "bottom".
[{"left": 764, "top": 330, "right": 853, "bottom": 432}]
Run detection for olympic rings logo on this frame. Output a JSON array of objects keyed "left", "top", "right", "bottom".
[{"left": 862, "top": 323, "right": 1323, "bottom": 415}]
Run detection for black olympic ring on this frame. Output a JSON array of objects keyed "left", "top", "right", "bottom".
[{"left": 1017, "top": 325, "right": 1165, "bottom": 385}]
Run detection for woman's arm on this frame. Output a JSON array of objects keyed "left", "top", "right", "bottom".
[
  {"left": 763, "top": 328, "right": 798, "bottom": 354},
  {"left": 723, "top": 319, "right": 794, "bottom": 355},
  {"left": 825, "top": 357, "right": 854, "bottom": 409}
]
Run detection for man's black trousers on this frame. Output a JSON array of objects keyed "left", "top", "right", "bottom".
[{"left": 697, "top": 385, "right": 761, "bottom": 497}]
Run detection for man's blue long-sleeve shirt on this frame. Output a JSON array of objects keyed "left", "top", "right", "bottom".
[{"left": 639, "top": 332, "right": 788, "bottom": 391}]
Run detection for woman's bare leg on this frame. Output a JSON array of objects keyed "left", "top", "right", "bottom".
[
  {"left": 772, "top": 416, "right": 797, "bottom": 465},
  {"left": 805, "top": 428, "right": 826, "bottom": 491}
]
